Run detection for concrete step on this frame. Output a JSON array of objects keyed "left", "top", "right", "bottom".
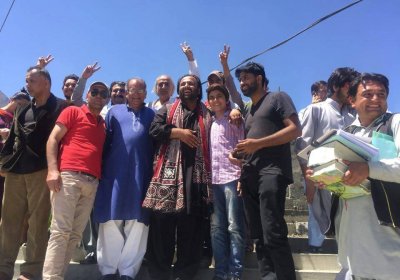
[
  {"left": 16, "top": 237, "right": 338, "bottom": 261},
  {"left": 14, "top": 237, "right": 339, "bottom": 279},
  {"left": 288, "top": 237, "right": 338, "bottom": 254},
  {"left": 14, "top": 252, "right": 340, "bottom": 280},
  {"left": 285, "top": 209, "right": 309, "bottom": 220},
  {"left": 284, "top": 209, "right": 322, "bottom": 236},
  {"left": 14, "top": 261, "right": 339, "bottom": 280},
  {"left": 295, "top": 270, "right": 339, "bottom": 280},
  {"left": 243, "top": 252, "right": 339, "bottom": 271},
  {"left": 293, "top": 254, "right": 339, "bottom": 271}
]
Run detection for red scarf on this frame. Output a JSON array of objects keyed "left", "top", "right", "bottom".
[{"left": 143, "top": 99, "right": 212, "bottom": 213}]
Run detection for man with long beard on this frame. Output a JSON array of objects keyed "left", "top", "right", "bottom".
[{"left": 143, "top": 74, "right": 212, "bottom": 280}]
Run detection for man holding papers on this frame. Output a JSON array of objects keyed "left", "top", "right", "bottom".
[{"left": 330, "top": 73, "right": 400, "bottom": 279}]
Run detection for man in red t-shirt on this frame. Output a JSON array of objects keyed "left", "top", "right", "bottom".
[{"left": 42, "top": 81, "right": 109, "bottom": 280}]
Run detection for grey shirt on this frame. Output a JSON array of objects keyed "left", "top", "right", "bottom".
[
  {"left": 295, "top": 98, "right": 356, "bottom": 233},
  {"left": 70, "top": 77, "right": 87, "bottom": 107},
  {"left": 295, "top": 98, "right": 356, "bottom": 165}
]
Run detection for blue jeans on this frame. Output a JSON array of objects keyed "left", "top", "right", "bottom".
[
  {"left": 211, "top": 180, "right": 245, "bottom": 279},
  {"left": 308, "top": 203, "right": 325, "bottom": 247}
]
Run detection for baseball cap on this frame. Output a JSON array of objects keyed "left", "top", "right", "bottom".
[
  {"left": 89, "top": 81, "right": 109, "bottom": 95},
  {"left": 10, "top": 90, "right": 30, "bottom": 102},
  {"left": 207, "top": 71, "right": 225, "bottom": 84},
  {"left": 234, "top": 61, "right": 265, "bottom": 78}
]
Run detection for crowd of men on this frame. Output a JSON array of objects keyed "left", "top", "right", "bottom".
[{"left": 0, "top": 43, "right": 399, "bottom": 280}]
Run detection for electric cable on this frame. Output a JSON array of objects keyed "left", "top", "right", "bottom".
[
  {"left": 0, "top": 0, "right": 16, "bottom": 33},
  {"left": 230, "top": 0, "right": 363, "bottom": 71}
]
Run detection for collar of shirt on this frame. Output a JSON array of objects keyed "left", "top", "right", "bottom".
[
  {"left": 352, "top": 113, "right": 388, "bottom": 130},
  {"left": 325, "top": 98, "right": 341, "bottom": 112},
  {"left": 81, "top": 104, "right": 104, "bottom": 124},
  {"left": 213, "top": 109, "right": 230, "bottom": 122},
  {"left": 127, "top": 103, "right": 145, "bottom": 113},
  {"left": 31, "top": 93, "right": 58, "bottom": 111}
]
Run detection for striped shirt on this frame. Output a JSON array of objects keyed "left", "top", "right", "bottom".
[{"left": 210, "top": 110, "right": 244, "bottom": 184}]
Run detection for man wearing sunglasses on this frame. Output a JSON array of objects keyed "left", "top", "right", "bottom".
[
  {"left": 71, "top": 69, "right": 127, "bottom": 118},
  {"left": 70, "top": 62, "right": 102, "bottom": 107},
  {"left": 42, "top": 81, "right": 109, "bottom": 280},
  {"left": 68, "top": 63, "right": 123, "bottom": 265}
]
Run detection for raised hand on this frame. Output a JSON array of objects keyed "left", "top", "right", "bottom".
[
  {"left": 81, "top": 62, "right": 101, "bottom": 79},
  {"left": 219, "top": 45, "right": 230, "bottom": 66},
  {"left": 36, "top": 54, "right": 54, "bottom": 69},
  {"left": 180, "top": 41, "right": 195, "bottom": 61}
]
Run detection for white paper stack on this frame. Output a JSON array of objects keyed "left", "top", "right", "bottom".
[{"left": 298, "top": 129, "right": 377, "bottom": 199}]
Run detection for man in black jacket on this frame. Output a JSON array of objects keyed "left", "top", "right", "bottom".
[{"left": 0, "top": 66, "right": 67, "bottom": 280}]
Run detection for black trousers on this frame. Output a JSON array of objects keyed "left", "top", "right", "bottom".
[
  {"left": 242, "top": 172, "right": 296, "bottom": 280},
  {"left": 0, "top": 176, "right": 4, "bottom": 220},
  {"left": 146, "top": 211, "right": 205, "bottom": 280}
]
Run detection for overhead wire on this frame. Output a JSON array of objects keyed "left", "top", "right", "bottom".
[
  {"left": 0, "top": 0, "right": 16, "bottom": 33},
  {"left": 230, "top": 0, "right": 363, "bottom": 72},
  {"left": 0, "top": 0, "right": 363, "bottom": 81}
]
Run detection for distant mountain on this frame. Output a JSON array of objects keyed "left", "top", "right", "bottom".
[{"left": 0, "top": 90, "right": 9, "bottom": 107}]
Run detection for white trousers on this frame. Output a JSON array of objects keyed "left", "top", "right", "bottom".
[{"left": 97, "top": 220, "right": 148, "bottom": 278}]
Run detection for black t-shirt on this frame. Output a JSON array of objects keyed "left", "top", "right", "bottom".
[
  {"left": 243, "top": 91, "right": 297, "bottom": 182},
  {"left": 5, "top": 94, "right": 67, "bottom": 173}
]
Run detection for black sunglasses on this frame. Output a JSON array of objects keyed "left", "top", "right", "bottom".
[{"left": 90, "top": 89, "right": 109, "bottom": 99}]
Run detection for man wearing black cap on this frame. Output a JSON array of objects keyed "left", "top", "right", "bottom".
[
  {"left": 0, "top": 66, "right": 67, "bottom": 280},
  {"left": 233, "top": 62, "right": 301, "bottom": 280}
]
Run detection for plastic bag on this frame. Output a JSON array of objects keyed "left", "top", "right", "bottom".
[{"left": 372, "top": 131, "right": 397, "bottom": 160}]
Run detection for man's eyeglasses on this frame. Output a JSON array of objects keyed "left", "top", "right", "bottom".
[
  {"left": 112, "top": 88, "right": 126, "bottom": 93},
  {"left": 90, "top": 89, "right": 109, "bottom": 99},
  {"left": 127, "top": 89, "right": 145, "bottom": 95}
]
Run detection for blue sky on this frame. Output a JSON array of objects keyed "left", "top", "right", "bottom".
[{"left": 1, "top": 0, "right": 399, "bottom": 112}]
